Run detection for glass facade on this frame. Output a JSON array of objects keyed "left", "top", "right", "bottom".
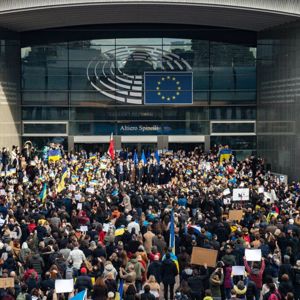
[{"left": 21, "top": 29, "right": 257, "bottom": 153}]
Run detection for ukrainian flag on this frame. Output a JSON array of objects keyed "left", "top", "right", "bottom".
[
  {"left": 89, "top": 153, "right": 97, "bottom": 160},
  {"left": 48, "top": 149, "right": 61, "bottom": 162},
  {"left": 163, "top": 209, "right": 179, "bottom": 271},
  {"left": 115, "top": 228, "right": 125, "bottom": 236},
  {"left": 219, "top": 148, "right": 232, "bottom": 163},
  {"left": 57, "top": 167, "right": 68, "bottom": 193},
  {"left": 115, "top": 279, "right": 124, "bottom": 300},
  {"left": 39, "top": 183, "right": 47, "bottom": 204}
]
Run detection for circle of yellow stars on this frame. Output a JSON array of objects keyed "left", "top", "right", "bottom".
[{"left": 156, "top": 75, "right": 181, "bottom": 101}]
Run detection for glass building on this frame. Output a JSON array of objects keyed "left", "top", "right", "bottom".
[{"left": 20, "top": 26, "right": 257, "bottom": 159}]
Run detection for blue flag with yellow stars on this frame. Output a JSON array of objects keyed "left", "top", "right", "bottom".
[{"left": 144, "top": 72, "right": 193, "bottom": 104}]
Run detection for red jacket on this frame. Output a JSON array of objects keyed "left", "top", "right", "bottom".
[{"left": 244, "top": 258, "right": 265, "bottom": 289}]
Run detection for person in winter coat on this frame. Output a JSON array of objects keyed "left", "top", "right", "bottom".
[
  {"left": 161, "top": 253, "right": 178, "bottom": 300},
  {"left": 147, "top": 255, "right": 162, "bottom": 283},
  {"left": 187, "top": 265, "right": 209, "bottom": 300},
  {"left": 102, "top": 261, "right": 118, "bottom": 279},
  {"left": 292, "top": 260, "right": 300, "bottom": 300},
  {"left": 244, "top": 257, "right": 265, "bottom": 299},
  {"left": 224, "top": 266, "right": 233, "bottom": 300},
  {"left": 74, "top": 267, "right": 93, "bottom": 292},
  {"left": 278, "top": 274, "right": 294, "bottom": 298},
  {"left": 231, "top": 273, "right": 249, "bottom": 300},
  {"left": 209, "top": 267, "right": 224, "bottom": 300}
]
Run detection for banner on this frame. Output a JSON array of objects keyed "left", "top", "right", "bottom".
[
  {"left": 233, "top": 188, "right": 249, "bottom": 201},
  {"left": 144, "top": 72, "right": 193, "bottom": 104},
  {"left": 191, "top": 247, "right": 218, "bottom": 267}
]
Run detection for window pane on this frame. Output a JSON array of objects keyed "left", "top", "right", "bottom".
[
  {"left": 23, "top": 123, "right": 67, "bottom": 134},
  {"left": 212, "top": 122, "right": 255, "bottom": 133},
  {"left": 22, "top": 107, "right": 69, "bottom": 120}
]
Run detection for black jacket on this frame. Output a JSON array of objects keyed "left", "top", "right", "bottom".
[
  {"left": 74, "top": 275, "right": 93, "bottom": 292},
  {"left": 161, "top": 258, "right": 178, "bottom": 285},
  {"left": 148, "top": 261, "right": 162, "bottom": 283}
]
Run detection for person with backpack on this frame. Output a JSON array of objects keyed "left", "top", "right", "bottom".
[{"left": 65, "top": 260, "right": 76, "bottom": 279}]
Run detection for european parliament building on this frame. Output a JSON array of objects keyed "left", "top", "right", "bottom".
[{"left": 0, "top": 1, "right": 299, "bottom": 179}]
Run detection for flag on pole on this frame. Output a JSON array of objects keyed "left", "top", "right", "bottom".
[
  {"left": 70, "top": 290, "right": 87, "bottom": 300},
  {"left": 133, "top": 150, "right": 139, "bottom": 165},
  {"left": 108, "top": 133, "right": 115, "bottom": 160},
  {"left": 141, "top": 150, "right": 147, "bottom": 165},
  {"left": 155, "top": 150, "right": 160, "bottom": 164},
  {"left": 39, "top": 183, "right": 47, "bottom": 204},
  {"left": 115, "top": 279, "right": 124, "bottom": 300},
  {"left": 57, "top": 167, "right": 68, "bottom": 193},
  {"left": 169, "top": 209, "right": 175, "bottom": 254}
]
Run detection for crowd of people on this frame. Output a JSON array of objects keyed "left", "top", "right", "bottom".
[{"left": 0, "top": 142, "right": 299, "bottom": 300}]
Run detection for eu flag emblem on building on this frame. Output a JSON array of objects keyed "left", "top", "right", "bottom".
[{"left": 144, "top": 72, "right": 193, "bottom": 104}]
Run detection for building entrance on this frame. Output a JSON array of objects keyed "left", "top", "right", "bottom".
[{"left": 121, "top": 143, "right": 156, "bottom": 156}]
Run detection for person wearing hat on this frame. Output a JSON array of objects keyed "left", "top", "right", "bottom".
[{"left": 74, "top": 267, "right": 93, "bottom": 292}]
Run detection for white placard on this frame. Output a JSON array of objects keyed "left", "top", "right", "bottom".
[
  {"left": 271, "top": 190, "right": 278, "bottom": 201},
  {"left": 75, "top": 194, "right": 82, "bottom": 201},
  {"left": 103, "top": 223, "right": 110, "bottom": 232},
  {"left": 223, "top": 198, "right": 231, "bottom": 205},
  {"left": 245, "top": 249, "right": 261, "bottom": 261},
  {"left": 86, "top": 187, "right": 94, "bottom": 194},
  {"left": 10, "top": 232, "right": 17, "bottom": 239},
  {"left": 233, "top": 188, "right": 249, "bottom": 201},
  {"left": 77, "top": 203, "right": 82, "bottom": 210},
  {"left": 258, "top": 187, "right": 264, "bottom": 194},
  {"left": 55, "top": 279, "right": 74, "bottom": 293},
  {"left": 232, "top": 266, "right": 245, "bottom": 276},
  {"left": 80, "top": 226, "right": 88, "bottom": 232},
  {"left": 0, "top": 189, "right": 6, "bottom": 196},
  {"left": 69, "top": 184, "right": 76, "bottom": 191},
  {"left": 223, "top": 188, "right": 231, "bottom": 196}
]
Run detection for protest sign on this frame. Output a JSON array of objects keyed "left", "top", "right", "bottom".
[
  {"left": 233, "top": 188, "right": 249, "bottom": 201},
  {"left": 232, "top": 266, "right": 245, "bottom": 276},
  {"left": 0, "top": 277, "right": 14, "bottom": 288},
  {"left": 191, "top": 247, "right": 218, "bottom": 267},
  {"left": 223, "top": 188, "right": 231, "bottom": 196},
  {"left": 10, "top": 231, "right": 18, "bottom": 239},
  {"left": 55, "top": 279, "right": 74, "bottom": 293},
  {"left": 223, "top": 198, "right": 231, "bottom": 205},
  {"left": 258, "top": 187, "right": 264, "bottom": 194},
  {"left": 77, "top": 203, "right": 82, "bottom": 210},
  {"left": 245, "top": 249, "right": 262, "bottom": 261},
  {"left": 228, "top": 210, "right": 244, "bottom": 222},
  {"left": 80, "top": 226, "right": 88, "bottom": 232}
]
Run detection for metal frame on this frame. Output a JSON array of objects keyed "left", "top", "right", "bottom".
[
  {"left": 22, "top": 121, "right": 68, "bottom": 137},
  {"left": 210, "top": 120, "right": 256, "bottom": 136}
]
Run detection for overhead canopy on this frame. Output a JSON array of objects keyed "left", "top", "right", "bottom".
[{"left": 0, "top": 0, "right": 299, "bottom": 32}]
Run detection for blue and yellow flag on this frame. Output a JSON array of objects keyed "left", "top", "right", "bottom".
[
  {"left": 70, "top": 290, "right": 87, "bottom": 300},
  {"left": 115, "top": 279, "right": 124, "bottom": 300},
  {"left": 39, "top": 183, "right": 47, "bottom": 204},
  {"left": 219, "top": 148, "right": 232, "bottom": 163},
  {"left": 48, "top": 149, "right": 61, "bottom": 162},
  {"left": 133, "top": 150, "right": 138, "bottom": 165},
  {"left": 164, "top": 209, "right": 179, "bottom": 271},
  {"left": 144, "top": 72, "right": 193, "bottom": 104},
  {"left": 57, "top": 167, "right": 68, "bottom": 193},
  {"left": 141, "top": 150, "right": 147, "bottom": 165}
]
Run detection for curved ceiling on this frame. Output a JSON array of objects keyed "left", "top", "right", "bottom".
[{"left": 0, "top": 0, "right": 299, "bottom": 32}]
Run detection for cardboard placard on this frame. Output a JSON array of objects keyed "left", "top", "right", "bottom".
[
  {"left": 233, "top": 188, "right": 249, "bottom": 201},
  {"left": 232, "top": 266, "right": 245, "bottom": 276},
  {"left": 191, "top": 247, "right": 218, "bottom": 267},
  {"left": 228, "top": 210, "right": 244, "bottom": 222},
  {"left": 0, "top": 277, "right": 14, "bottom": 288},
  {"left": 245, "top": 249, "right": 261, "bottom": 261},
  {"left": 55, "top": 279, "right": 74, "bottom": 293}
]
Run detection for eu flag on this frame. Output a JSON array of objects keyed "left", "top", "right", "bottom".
[{"left": 144, "top": 72, "right": 193, "bottom": 104}]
